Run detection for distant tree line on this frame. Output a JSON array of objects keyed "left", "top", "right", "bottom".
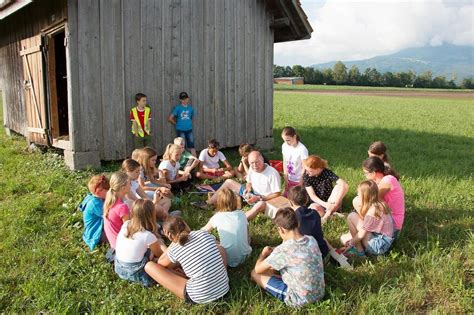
[{"left": 273, "top": 61, "right": 474, "bottom": 89}]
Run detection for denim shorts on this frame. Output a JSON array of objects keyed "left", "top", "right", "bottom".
[
  {"left": 366, "top": 232, "right": 394, "bottom": 255},
  {"left": 176, "top": 130, "right": 195, "bottom": 149},
  {"left": 114, "top": 250, "right": 156, "bottom": 287},
  {"left": 265, "top": 276, "right": 288, "bottom": 302}
]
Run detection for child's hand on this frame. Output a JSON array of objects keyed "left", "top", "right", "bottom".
[
  {"left": 261, "top": 246, "right": 273, "bottom": 258},
  {"left": 247, "top": 195, "right": 260, "bottom": 204},
  {"left": 153, "top": 190, "right": 163, "bottom": 202}
]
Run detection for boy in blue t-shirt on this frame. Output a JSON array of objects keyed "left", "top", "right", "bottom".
[
  {"left": 79, "top": 175, "right": 110, "bottom": 250},
  {"left": 288, "top": 186, "right": 329, "bottom": 258},
  {"left": 168, "top": 92, "right": 197, "bottom": 157}
]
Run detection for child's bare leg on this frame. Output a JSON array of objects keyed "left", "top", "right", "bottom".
[
  {"left": 250, "top": 268, "right": 276, "bottom": 288},
  {"left": 144, "top": 262, "right": 187, "bottom": 298},
  {"left": 190, "top": 148, "right": 197, "bottom": 157},
  {"left": 207, "top": 179, "right": 241, "bottom": 204},
  {"left": 195, "top": 171, "right": 216, "bottom": 180},
  {"left": 245, "top": 201, "right": 266, "bottom": 221},
  {"left": 157, "top": 197, "right": 171, "bottom": 213}
]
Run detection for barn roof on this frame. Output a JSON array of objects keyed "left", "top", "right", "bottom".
[
  {"left": 1, "top": 0, "right": 313, "bottom": 41},
  {"left": 267, "top": 0, "right": 313, "bottom": 43},
  {"left": 0, "top": 0, "right": 32, "bottom": 20}
]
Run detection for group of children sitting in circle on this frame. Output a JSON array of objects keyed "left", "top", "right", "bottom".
[{"left": 79, "top": 126, "right": 405, "bottom": 307}]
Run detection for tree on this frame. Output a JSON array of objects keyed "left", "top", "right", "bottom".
[
  {"left": 431, "top": 76, "right": 448, "bottom": 89},
  {"left": 382, "top": 72, "right": 401, "bottom": 87},
  {"left": 364, "top": 68, "right": 382, "bottom": 86},
  {"left": 396, "top": 71, "right": 416, "bottom": 87},
  {"left": 413, "top": 71, "right": 433, "bottom": 88},
  {"left": 292, "top": 65, "right": 305, "bottom": 78},
  {"left": 347, "top": 65, "right": 361, "bottom": 86},
  {"left": 333, "top": 61, "right": 348, "bottom": 84},
  {"left": 461, "top": 78, "right": 474, "bottom": 89},
  {"left": 322, "top": 68, "right": 334, "bottom": 85},
  {"left": 273, "top": 65, "right": 286, "bottom": 78}
]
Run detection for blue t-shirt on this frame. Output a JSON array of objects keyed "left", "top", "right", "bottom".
[
  {"left": 171, "top": 104, "right": 194, "bottom": 131},
  {"left": 79, "top": 193, "right": 104, "bottom": 250},
  {"left": 295, "top": 206, "right": 329, "bottom": 258}
]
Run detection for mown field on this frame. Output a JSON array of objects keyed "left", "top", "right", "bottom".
[{"left": 0, "top": 89, "right": 473, "bottom": 313}]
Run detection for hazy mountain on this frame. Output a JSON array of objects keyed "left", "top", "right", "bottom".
[{"left": 312, "top": 44, "right": 474, "bottom": 82}]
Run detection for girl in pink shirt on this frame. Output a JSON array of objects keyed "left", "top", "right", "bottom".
[
  {"left": 362, "top": 157, "right": 405, "bottom": 232},
  {"left": 341, "top": 180, "right": 395, "bottom": 257},
  {"left": 352, "top": 157, "right": 405, "bottom": 233},
  {"left": 104, "top": 172, "right": 131, "bottom": 249}
]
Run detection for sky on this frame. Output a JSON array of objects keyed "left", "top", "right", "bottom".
[{"left": 274, "top": 0, "right": 474, "bottom": 66}]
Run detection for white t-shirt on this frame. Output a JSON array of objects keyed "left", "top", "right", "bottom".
[
  {"left": 130, "top": 179, "right": 141, "bottom": 199},
  {"left": 246, "top": 164, "right": 281, "bottom": 196},
  {"left": 282, "top": 142, "right": 309, "bottom": 183},
  {"left": 115, "top": 221, "right": 158, "bottom": 263},
  {"left": 210, "top": 210, "right": 252, "bottom": 267},
  {"left": 158, "top": 160, "right": 181, "bottom": 180},
  {"left": 198, "top": 149, "right": 226, "bottom": 169}
]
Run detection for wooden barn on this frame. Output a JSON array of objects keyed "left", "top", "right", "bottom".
[{"left": 0, "top": 0, "right": 312, "bottom": 169}]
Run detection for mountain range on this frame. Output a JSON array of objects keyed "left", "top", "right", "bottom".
[{"left": 312, "top": 44, "right": 474, "bottom": 82}]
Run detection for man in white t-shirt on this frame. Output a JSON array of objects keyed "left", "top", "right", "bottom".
[{"left": 205, "top": 151, "right": 281, "bottom": 220}]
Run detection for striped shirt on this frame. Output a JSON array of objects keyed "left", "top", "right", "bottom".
[{"left": 167, "top": 230, "right": 229, "bottom": 304}]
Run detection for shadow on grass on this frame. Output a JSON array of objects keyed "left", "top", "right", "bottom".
[{"left": 268, "top": 126, "right": 473, "bottom": 180}]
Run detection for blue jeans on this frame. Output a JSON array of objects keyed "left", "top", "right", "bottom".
[
  {"left": 366, "top": 233, "right": 394, "bottom": 255},
  {"left": 176, "top": 130, "right": 195, "bottom": 149},
  {"left": 114, "top": 250, "right": 156, "bottom": 287}
]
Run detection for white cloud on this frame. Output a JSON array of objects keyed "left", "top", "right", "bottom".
[{"left": 274, "top": 0, "right": 474, "bottom": 66}]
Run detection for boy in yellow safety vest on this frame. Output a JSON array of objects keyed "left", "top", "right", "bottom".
[{"left": 130, "top": 93, "right": 152, "bottom": 149}]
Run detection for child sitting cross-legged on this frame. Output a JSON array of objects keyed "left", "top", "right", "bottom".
[
  {"left": 340, "top": 180, "right": 395, "bottom": 257},
  {"left": 251, "top": 208, "right": 325, "bottom": 307},
  {"left": 174, "top": 137, "right": 200, "bottom": 177},
  {"left": 195, "top": 139, "right": 235, "bottom": 181},
  {"left": 287, "top": 186, "right": 329, "bottom": 258},
  {"left": 79, "top": 174, "right": 110, "bottom": 250},
  {"left": 158, "top": 144, "right": 193, "bottom": 194},
  {"left": 145, "top": 217, "right": 229, "bottom": 304},
  {"left": 121, "top": 158, "right": 172, "bottom": 220},
  {"left": 201, "top": 188, "right": 252, "bottom": 267},
  {"left": 115, "top": 199, "right": 168, "bottom": 286}
]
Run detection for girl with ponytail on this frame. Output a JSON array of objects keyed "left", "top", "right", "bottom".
[
  {"left": 103, "top": 172, "right": 131, "bottom": 250},
  {"left": 144, "top": 217, "right": 229, "bottom": 304},
  {"left": 368, "top": 141, "right": 400, "bottom": 180}
]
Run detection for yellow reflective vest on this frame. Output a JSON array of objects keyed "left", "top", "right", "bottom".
[{"left": 131, "top": 106, "right": 151, "bottom": 137}]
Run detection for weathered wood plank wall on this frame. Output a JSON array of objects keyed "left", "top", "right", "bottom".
[
  {"left": 0, "top": 0, "right": 68, "bottom": 135},
  {"left": 68, "top": 0, "right": 274, "bottom": 161},
  {"left": 1, "top": 0, "right": 275, "bottom": 162}
]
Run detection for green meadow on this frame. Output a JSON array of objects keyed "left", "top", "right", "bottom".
[{"left": 0, "top": 89, "right": 472, "bottom": 313}]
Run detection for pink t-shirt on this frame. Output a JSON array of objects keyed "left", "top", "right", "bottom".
[
  {"left": 104, "top": 199, "right": 130, "bottom": 249},
  {"left": 379, "top": 175, "right": 405, "bottom": 230}
]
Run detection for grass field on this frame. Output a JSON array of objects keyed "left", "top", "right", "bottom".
[
  {"left": 274, "top": 83, "right": 474, "bottom": 93},
  {"left": 0, "top": 90, "right": 473, "bottom": 313}
]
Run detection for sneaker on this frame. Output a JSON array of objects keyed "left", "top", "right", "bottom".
[
  {"left": 169, "top": 210, "right": 182, "bottom": 217},
  {"left": 343, "top": 246, "right": 366, "bottom": 258},
  {"left": 191, "top": 200, "right": 209, "bottom": 210}
]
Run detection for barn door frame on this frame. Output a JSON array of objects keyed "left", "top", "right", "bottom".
[
  {"left": 20, "top": 34, "right": 50, "bottom": 145},
  {"left": 42, "top": 19, "right": 69, "bottom": 148}
]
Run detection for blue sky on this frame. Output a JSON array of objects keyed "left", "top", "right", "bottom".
[{"left": 274, "top": 0, "right": 474, "bottom": 66}]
